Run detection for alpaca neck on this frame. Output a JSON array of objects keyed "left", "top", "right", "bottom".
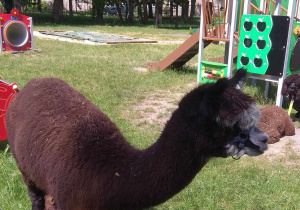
[{"left": 107, "top": 110, "right": 208, "bottom": 208}]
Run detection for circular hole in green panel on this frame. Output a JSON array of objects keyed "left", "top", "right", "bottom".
[
  {"left": 257, "top": 40, "right": 266, "bottom": 49},
  {"left": 244, "top": 21, "right": 253, "bottom": 31},
  {"left": 243, "top": 38, "right": 252, "bottom": 48},
  {"left": 254, "top": 58, "right": 263, "bottom": 68},
  {"left": 257, "top": 22, "right": 266, "bottom": 32},
  {"left": 241, "top": 56, "right": 249, "bottom": 66}
]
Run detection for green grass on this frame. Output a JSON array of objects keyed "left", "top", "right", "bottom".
[{"left": 0, "top": 26, "right": 299, "bottom": 209}]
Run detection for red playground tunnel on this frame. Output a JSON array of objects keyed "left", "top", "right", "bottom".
[{"left": 0, "top": 78, "right": 19, "bottom": 141}]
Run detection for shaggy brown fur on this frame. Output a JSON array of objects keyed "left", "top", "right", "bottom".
[
  {"left": 258, "top": 105, "right": 295, "bottom": 144},
  {"left": 282, "top": 74, "right": 300, "bottom": 119},
  {"left": 6, "top": 70, "right": 268, "bottom": 210}
]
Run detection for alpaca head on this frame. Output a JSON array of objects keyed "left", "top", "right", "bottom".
[
  {"left": 282, "top": 74, "right": 300, "bottom": 101},
  {"left": 178, "top": 69, "right": 268, "bottom": 159}
]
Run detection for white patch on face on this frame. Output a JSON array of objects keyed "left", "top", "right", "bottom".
[
  {"left": 225, "top": 143, "right": 245, "bottom": 158},
  {"left": 216, "top": 103, "right": 260, "bottom": 130},
  {"left": 237, "top": 103, "right": 261, "bottom": 130}
]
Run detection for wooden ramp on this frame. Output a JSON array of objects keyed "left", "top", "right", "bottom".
[{"left": 146, "top": 29, "right": 212, "bottom": 71}]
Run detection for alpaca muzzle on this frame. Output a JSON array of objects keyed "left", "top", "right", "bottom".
[{"left": 226, "top": 126, "right": 268, "bottom": 159}]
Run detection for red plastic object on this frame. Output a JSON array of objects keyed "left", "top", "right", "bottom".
[
  {"left": 0, "top": 9, "right": 32, "bottom": 52},
  {"left": 0, "top": 78, "right": 19, "bottom": 141}
]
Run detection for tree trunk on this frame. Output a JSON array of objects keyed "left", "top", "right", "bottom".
[
  {"left": 53, "top": 0, "right": 64, "bottom": 22},
  {"left": 148, "top": 2, "right": 153, "bottom": 18},
  {"left": 69, "top": 0, "right": 73, "bottom": 21},
  {"left": 143, "top": 0, "right": 148, "bottom": 24},
  {"left": 3, "top": 0, "right": 13, "bottom": 13},
  {"left": 14, "top": 0, "right": 22, "bottom": 12},
  {"left": 175, "top": 4, "right": 178, "bottom": 29},
  {"left": 127, "top": 0, "right": 134, "bottom": 23},
  {"left": 37, "top": 0, "right": 42, "bottom": 12},
  {"left": 158, "top": 1, "right": 163, "bottom": 24},
  {"left": 189, "top": 0, "right": 195, "bottom": 22},
  {"left": 155, "top": 0, "right": 159, "bottom": 28},
  {"left": 137, "top": 1, "right": 142, "bottom": 23},
  {"left": 181, "top": 1, "right": 189, "bottom": 23},
  {"left": 170, "top": 1, "right": 174, "bottom": 23},
  {"left": 95, "top": 7, "right": 104, "bottom": 24},
  {"left": 116, "top": 3, "right": 124, "bottom": 24}
]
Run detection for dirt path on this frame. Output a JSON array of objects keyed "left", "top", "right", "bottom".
[{"left": 263, "top": 128, "right": 300, "bottom": 156}]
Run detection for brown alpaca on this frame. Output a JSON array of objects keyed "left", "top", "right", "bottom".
[
  {"left": 258, "top": 105, "right": 295, "bottom": 144},
  {"left": 6, "top": 70, "right": 268, "bottom": 210}
]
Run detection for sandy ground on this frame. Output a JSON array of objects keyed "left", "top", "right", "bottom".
[{"left": 263, "top": 128, "right": 300, "bottom": 156}]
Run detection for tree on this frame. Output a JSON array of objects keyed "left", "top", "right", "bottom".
[
  {"left": 116, "top": 2, "right": 124, "bottom": 24},
  {"left": 148, "top": 1, "right": 153, "bottom": 19},
  {"left": 93, "top": 0, "right": 105, "bottom": 24},
  {"left": 53, "top": 0, "right": 63, "bottom": 22},
  {"left": 14, "top": 0, "right": 21, "bottom": 12},
  {"left": 142, "top": 0, "right": 148, "bottom": 23},
  {"left": 126, "top": 0, "right": 134, "bottom": 23},
  {"left": 1, "top": 0, "right": 13, "bottom": 13},
  {"left": 69, "top": 0, "right": 73, "bottom": 21},
  {"left": 189, "top": 0, "right": 195, "bottom": 22},
  {"left": 170, "top": 0, "right": 174, "bottom": 23},
  {"left": 154, "top": 0, "right": 163, "bottom": 28},
  {"left": 181, "top": 0, "right": 189, "bottom": 23}
]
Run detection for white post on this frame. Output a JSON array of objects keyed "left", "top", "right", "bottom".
[
  {"left": 227, "top": 0, "right": 238, "bottom": 78},
  {"left": 274, "top": 0, "right": 282, "bottom": 15},
  {"left": 276, "top": 0, "right": 296, "bottom": 106},
  {"left": 259, "top": 0, "right": 265, "bottom": 11},
  {"left": 197, "top": 1, "right": 205, "bottom": 83},
  {"left": 243, "top": 0, "right": 251, "bottom": 14},
  {"left": 29, "top": 17, "right": 34, "bottom": 51}
]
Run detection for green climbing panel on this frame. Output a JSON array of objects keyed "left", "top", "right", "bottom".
[
  {"left": 237, "top": 15, "right": 272, "bottom": 75},
  {"left": 198, "top": 61, "right": 228, "bottom": 83}
]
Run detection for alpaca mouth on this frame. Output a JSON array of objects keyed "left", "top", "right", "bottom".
[{"left": 226, "top": 126, "right": 268, "bottom": 159}]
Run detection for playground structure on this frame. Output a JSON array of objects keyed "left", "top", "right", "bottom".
[
  {"left": 0, "top": 9, "right": 33, "bottom": 52},
  {"left": 0, "top": 78, "right": 19, "bottom": 141},
  {"left": 147, "top": 0, "right": 300, "bottom": 106}
]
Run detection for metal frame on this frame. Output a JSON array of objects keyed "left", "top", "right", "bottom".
[
  {"left": 241, "top": 0, "right": 297, "bottom": 107},
  {"left": 197, "top": 4, "right": 205, "bottom": 83},
  {"left": 198, "top": 0, "right": 238, "bottom": 80},
  {"left": 198, "top": 0, "right": 298, "bottom": 107},
  {"left": 275, "top": 0, "right": 296, "bottom": 106},
  {"left": 29, "top": 17, "right": 34, "bottom": 51}
]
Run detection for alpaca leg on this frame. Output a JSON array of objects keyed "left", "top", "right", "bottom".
[
  {"left": 295, "top": 111, "right": 300, "bottom": 119},
  {"left": 267, "top": 129, "right": 281, "bottom": 144},
  {"left": 27, "top": 187, "right": 45, "bottom": 210},
  {"left": 284, "top": 118, "right": 296, "bottom": 136},
  {"left": 22, "top": 176, "right": 45, "bottom": 210},
  {"left": 45, "top": 195, "right": 56, "bottom": 210}
]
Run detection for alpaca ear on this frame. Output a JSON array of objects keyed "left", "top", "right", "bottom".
[
  {"left": 207, "top": 77, "right": 229, "bottom": 96},
  {"left": 228, "top": 68, "right": 247, "bottom": 87},
  {"left": 281, "top": 75, "right": 294, "bottom": 96},
  {"left": 281, "top": 81, "right": 288, "bottom": 96}
]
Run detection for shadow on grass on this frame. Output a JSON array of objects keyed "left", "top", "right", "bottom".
[
  {"left": 165, "top": 66, "right": 197, "bottom": 76},
  {"left": 0, "top": 140, "right": 8, "bottom": 151}
]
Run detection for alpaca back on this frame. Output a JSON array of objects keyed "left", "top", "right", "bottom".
[
  {"left": 6, "top": 78, "right": 134, "bottom": 208},
  {"left": 258, "top": 105, "right": 295, "bottom": 144}
]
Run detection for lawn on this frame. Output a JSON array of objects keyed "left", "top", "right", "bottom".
[{"left": 0, "top": 17, "right": 299, "bottom": 209}]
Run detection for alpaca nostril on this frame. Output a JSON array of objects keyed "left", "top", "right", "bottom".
[{"left": 261, "top": 135, "right": 269, "bottom": 144}]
